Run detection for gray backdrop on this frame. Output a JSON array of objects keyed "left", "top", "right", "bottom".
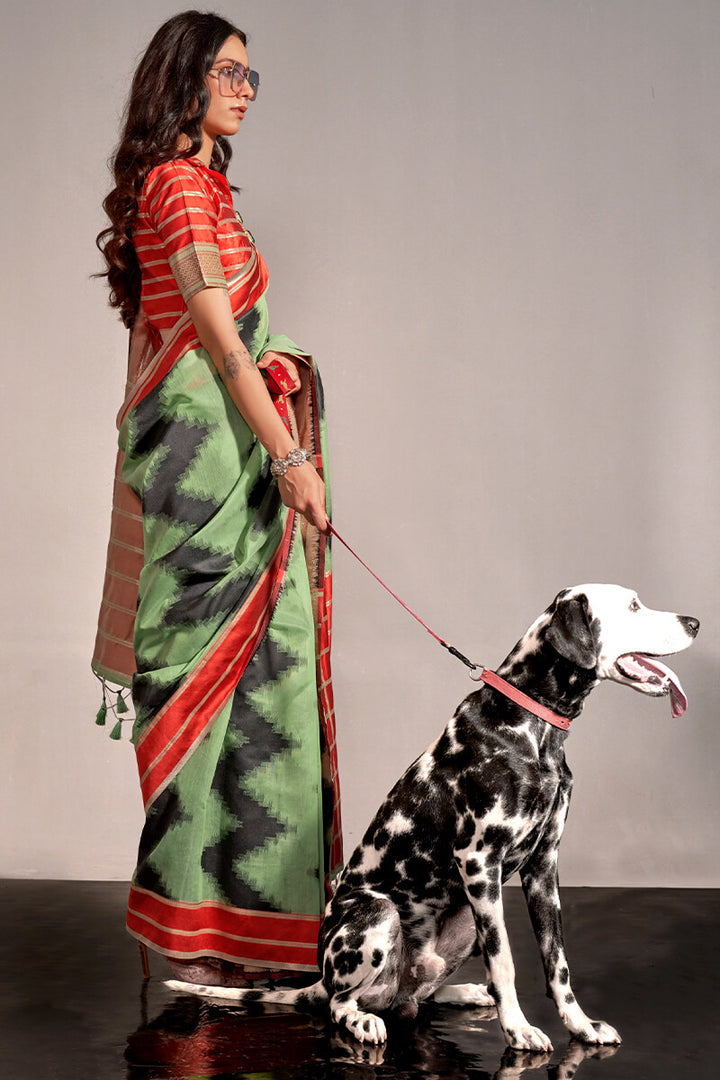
[{"left": 1, "top": 0, "right": 718, "bottom": 885}]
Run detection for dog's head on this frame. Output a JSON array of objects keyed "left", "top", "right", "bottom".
[{"left": 543, "top": 585, "right": 699, "bottom": 717}]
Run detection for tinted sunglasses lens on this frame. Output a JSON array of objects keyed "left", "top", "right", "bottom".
[{"left": 247, "top": 70, "right": 259, "bottom": 98}]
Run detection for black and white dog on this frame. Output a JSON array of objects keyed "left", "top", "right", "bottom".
[{"left": 167, "top": 584, "right": 699, "bottom": 1052}]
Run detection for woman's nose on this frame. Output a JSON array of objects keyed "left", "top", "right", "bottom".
[{"left": 238, "top": 76, "right": 254, "bottom": 100}]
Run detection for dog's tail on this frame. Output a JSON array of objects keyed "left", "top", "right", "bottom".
[{"left": 165, "top": 978, "right": 328, "bottom": 1010}]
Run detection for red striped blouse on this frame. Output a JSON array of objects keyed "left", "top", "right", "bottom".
[{"left": 135, "top": 157, "right": 269, "bottom": 336}]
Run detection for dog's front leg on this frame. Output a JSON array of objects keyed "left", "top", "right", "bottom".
[
  {"left": 457, "top": 856, "right": 553, "bottom": 1052},
  {"left": 520, "top": 845, "right": 621, "bottom": 1046}
]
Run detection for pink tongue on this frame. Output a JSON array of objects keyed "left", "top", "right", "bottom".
[{"left": 617, "top": 654, "right": 688, "bottom": 718}]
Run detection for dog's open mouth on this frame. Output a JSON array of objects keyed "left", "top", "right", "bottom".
[{"left": 616, "top": 654, "right": 688, "bottom": 717}]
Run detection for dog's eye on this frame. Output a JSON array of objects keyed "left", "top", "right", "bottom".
[{"left": 629, "top": 598, "right": 641, "bottom": 612}]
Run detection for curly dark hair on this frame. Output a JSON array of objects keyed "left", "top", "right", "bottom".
[{"left": 96, "top": 10, "right": 247, "bottom": 327}]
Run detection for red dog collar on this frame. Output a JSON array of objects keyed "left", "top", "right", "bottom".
[{"left": 474, "top": 668, "right": 571, "bottom": 732}]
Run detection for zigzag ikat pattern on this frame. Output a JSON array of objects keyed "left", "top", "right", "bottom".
[{"left": 127, "top": 351, "right": 317, "bottom": 913}]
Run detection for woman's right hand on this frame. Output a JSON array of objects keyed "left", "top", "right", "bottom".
[{"left": 277, "top": 462, "right": 329, "bottom": 533}]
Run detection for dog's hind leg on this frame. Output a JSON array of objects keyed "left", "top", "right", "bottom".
[
  {"left": 322, "top": 893, "right": 402, "bottom": 1044},
  {"left": 431, "top": 903, "right": 496, "bottom": 1008}
]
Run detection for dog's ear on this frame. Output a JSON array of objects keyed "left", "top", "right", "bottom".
[{"left": 545, "top": 593, "right": 598, "bottom": 669}]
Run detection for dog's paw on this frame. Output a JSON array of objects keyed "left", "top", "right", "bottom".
[
  {"left": 344, "top": 1010, "right": 387, "bottom": 1045},
  {"left": 574, "top": 1018, "right": 622, "bottom": 1045},
  {"left": 433, "top": 982, "right": 496, "bottom": 1007},
  {"left": 503, "top": 1021, "right": 554, "bottom": 1053}
]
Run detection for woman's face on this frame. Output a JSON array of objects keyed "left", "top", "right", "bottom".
[{"left": 202, "top": 35, "right": 256, "bottom": 145}]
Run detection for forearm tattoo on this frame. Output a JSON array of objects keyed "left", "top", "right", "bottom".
[{"left": 222, "top": 348, "right": 255, "bottom": 380}]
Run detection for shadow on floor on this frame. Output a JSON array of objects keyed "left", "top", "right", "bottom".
[{"left": 0, "top": 882, "right": 717, "bottom": 1079}]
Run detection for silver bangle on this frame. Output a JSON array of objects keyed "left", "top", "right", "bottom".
[{"left": 270, "top": 447, "right": 312, "bottom": 477}]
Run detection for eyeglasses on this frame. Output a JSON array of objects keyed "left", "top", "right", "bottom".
[{"left": 208, "top": 62, "right": 260, "bottom": 99}]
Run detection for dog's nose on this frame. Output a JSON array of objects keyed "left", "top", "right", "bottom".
[{"left": 680, "top": 616, "right": 700, "bottom": 637}]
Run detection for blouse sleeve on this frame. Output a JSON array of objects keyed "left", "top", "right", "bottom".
[{"left": 144, "top": 161, "right": 228, "bottom": 303}]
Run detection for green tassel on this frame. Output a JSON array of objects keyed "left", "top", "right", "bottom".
[
  {"left": 95, "top": 700, "right": 107, "bottom": 726},
  {"left": 116, "top": 692, "right": 129, "bottom": 715},
  {"left": 109, "top": 719, "right": 123, "bottom": 741}
]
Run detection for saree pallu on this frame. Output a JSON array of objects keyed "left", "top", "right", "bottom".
[{"left": 92, "top": 258, "right": 342, "bottom": 969}]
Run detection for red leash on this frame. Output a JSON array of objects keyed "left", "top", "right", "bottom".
[{"left": 327, "top": 524, "right": 571, "bottom": 732}]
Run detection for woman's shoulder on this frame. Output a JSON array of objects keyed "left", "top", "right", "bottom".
[
  {"left": 141, "top": 157, "right": 223, "bottom": 216},
  {"left": 144, "top": 156, "right": 210, "bottom": 193}
]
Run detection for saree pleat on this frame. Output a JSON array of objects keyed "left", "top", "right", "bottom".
[{"left": 92, "top": 159, "right": 341, "bottom": 967}]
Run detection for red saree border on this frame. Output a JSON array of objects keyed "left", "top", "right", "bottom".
[
  {"left": 136, "top": 514, "right": 295, "bottom": 811},
  {"left": 316, "top": 578, "right": 342, "bottom": 876},
  {"left": 127, "top": 884, "right": 321, "bottom": 970},
  {"left": 296, "top": 360, "right": 343, "bottom": 876}
]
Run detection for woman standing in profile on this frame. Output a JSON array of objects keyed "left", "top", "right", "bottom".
[{"left": 93, "top": 10, "right": 342, "bottom": 986}]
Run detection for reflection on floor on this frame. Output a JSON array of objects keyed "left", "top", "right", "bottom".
[{"left": 0, "top": 882, "right": 717, "bottom": 1079}]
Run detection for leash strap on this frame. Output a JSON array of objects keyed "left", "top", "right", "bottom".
[
  {"left": 328, "top": 524, "right": 571, "bottom": 732},
  {"left": 327, "top": 524, "right": 475, "bottom": 669}
]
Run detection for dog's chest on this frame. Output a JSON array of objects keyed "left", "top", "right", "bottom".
[{"left": 452, "top": 724, "right": 571, "bottom": 877}]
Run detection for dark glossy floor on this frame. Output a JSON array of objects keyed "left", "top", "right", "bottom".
[{"left": 0, "top": 882, "right": 717, "bottom": 1079}]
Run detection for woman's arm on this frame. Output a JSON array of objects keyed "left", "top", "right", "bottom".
[{"left": 186, "top": 287, "right": 328, "bottom": 531}]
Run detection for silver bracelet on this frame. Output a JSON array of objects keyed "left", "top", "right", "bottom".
[{"left": 270, "top": 447, "right": 312, "bottom": 477}]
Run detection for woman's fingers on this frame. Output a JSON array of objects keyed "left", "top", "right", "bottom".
[{"left": 257, "top": 351, "right": 302, "bottom": 393}]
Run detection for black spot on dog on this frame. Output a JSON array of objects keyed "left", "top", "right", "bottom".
[
  {"left": 336, "top": 870, "right": 364, "bottom": 891},
  {"left": 334, "top": 949, "right": 363, "bottom": 976},
  {"left": 242, "top": 989, "right": 263, "bottom": 1003},
  {"left": 433, "top": 729, "right": 474, "bottom": 771},
  {"left": 405, "top": 854, "right": 432, "bottom": 880},
  {"left": 565, "top": 992, "right": 576, "bottom": 1004},
  {"left": 456, "top": 813, "right": 477, "bottom": 848},
  {"left": 559, "top": 966, "right": 569, "bottom": 985},
  {"left": 484, "top": 825, "right": 513, "bottom": 855},
  {"left": 483, "top": 926, "right": 501, "bottom": 958},
  {"left": 424, "top": 880, "right": 447, "bottom": 902},
  {"left": 468, "top": 881, "right": 486, "bottom": 900},
  {"left": 384, "top": 830, "right": 416, "bottom": 864},
  {"left": 371, "top": 949, "right": 384, "bottom": 967},
  {"left": 545, "top": 943, "right": 561, "bottom": 975}
]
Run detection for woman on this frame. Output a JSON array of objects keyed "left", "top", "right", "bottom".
[{"left": 93, "top": 10, "right": 342, "bottom": 986}]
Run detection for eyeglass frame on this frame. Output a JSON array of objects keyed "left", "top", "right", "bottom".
[{"left": 207, "top": 62, "right": 260, "bottom": 99}]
